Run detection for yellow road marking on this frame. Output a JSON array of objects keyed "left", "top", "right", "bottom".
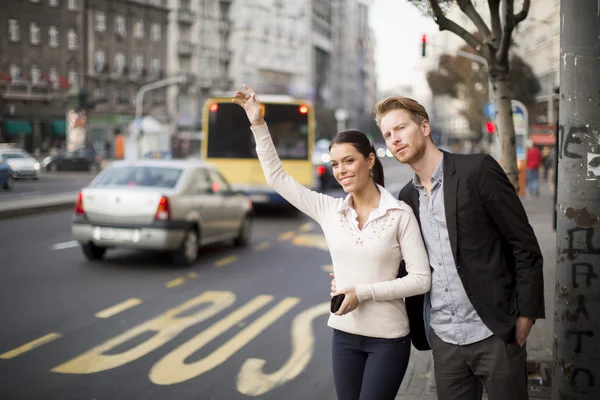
[
  {"left": 252, "top": 242, "right": 271, "bottom": 252},
  {"left": 291, "top": 234, "right": 329, "bottom": 251},
  {"left": 52, "top": 291, "right": 236, "bottom": 374},
  {"left": 238, "top": 302, "right": 330, "bottom": 396},
  {"left": 150, "top": 296, "right": 300, "bottom": 385},
  {"left": 0, "top": 333, "right": 62, "bottom": 359},
  {"left": 149, "top": 295, "right": 275, "bottom": 385},
  {"left": 278, "top": 231, "right": 295, "bottom": 241},
  {"left": 95, "top": 298, "right": 142, "bottom": 319},
  {"left": 298, "top": 222, "right": 314, "bottom": 232},
  {"left": 165, "top": 277, "right": 186, "bottom": 288},
  {"left": 214, "top": 255, "right": 238, "bottom": 268},
  {"left": 321, "top": 265, "right": 333, "bottom": 273},
  {"left": 187, "top": 272, "right": 198, "bottom": 279}
]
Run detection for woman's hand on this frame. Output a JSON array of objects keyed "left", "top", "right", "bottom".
[
  {"left": 332, "top": 286, "right": 359, "bottom": 316},
  {"left": 232, "top": 84, "right": 265, "bottom": 127}
]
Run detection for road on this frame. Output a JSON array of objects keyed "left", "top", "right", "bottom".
[
  {"left": 0, "top": 158, "right": 414, "bottom": 400},
  {"left": 0, "top": 172, "right": 97, "bottom": 201}
]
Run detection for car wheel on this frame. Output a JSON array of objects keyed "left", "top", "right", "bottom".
[
  {"left": 81, "top": 242, "right": 106, "bottom": 261},
  {"left": 172, "top": 227, "right": 199, "bottom": 265},
  {"left": 4, "top": 176, "right": 13, "bottom": 191},
  {"left": 49, "top": 163, "right": 58, "bottom": 172},
  {"left": 234, "top": 215, "right": 252, "bottom": 247}
]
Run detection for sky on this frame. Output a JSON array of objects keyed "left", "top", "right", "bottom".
[{"left": 369, "top": 0, "right": 439, "bottom": 92}]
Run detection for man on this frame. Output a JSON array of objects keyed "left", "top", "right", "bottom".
[
  {"left": 526, "top": 142, "right": 543, "bottom": 197},
  {"left": 376, "top": 97, "right": 544, "bottom": 399}
]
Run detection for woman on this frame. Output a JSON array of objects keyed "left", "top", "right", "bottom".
[{"left": 233, "top": 85, "right": 430, "bottom": 400}]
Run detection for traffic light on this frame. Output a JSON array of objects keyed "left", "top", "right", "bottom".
[
  {"left": 421, "top": 34, "right": 427, "bottom": 57},
  {"left": 485, "top": 121, "right": 496, "bottom": 135}
]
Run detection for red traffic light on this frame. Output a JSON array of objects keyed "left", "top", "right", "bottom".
[
  {"left": 422, "top": 34, "right": 428, "bottom": 43},
  {"left": 485, "top": 121, "right": 496, "bottom": 134}
]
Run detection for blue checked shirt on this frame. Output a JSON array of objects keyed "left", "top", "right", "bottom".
[{"left": 413, "top": 156, "right": 494, "bottom": 345}]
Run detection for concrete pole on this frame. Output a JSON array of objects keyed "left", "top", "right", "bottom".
[{"left": 552, "top": 1, "right": 600, "bottom": 399}]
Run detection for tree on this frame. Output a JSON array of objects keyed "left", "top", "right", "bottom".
[
  {"left": 407, "top": 0, "right": 531, "bottom": 190},
  {"left": 426, "top": 44, "right": 540, "bottom": 143}
]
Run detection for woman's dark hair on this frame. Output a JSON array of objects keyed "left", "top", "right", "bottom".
[{"left": 329, "top": 130, "right": 385, "bottom": 187}]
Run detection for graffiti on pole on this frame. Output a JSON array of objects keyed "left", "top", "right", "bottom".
[{"left": 558, "top": 124, "right": 600, "bottom": 181}]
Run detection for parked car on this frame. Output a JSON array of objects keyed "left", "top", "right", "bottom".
[
  {"left": 42, "top": 147, "right": 100, "bottom": 172},
  {"left": 71, "top": 159, "right": 254, "bottom": 265},
  {"left": 0, "top": 148, "right": 40, "bottom": 179},
  {"left": 312, "top": 139, "right": 338, "bottom": 191},
  {"left": 0, "top": 155, "right": 14, "bottom": 190}
]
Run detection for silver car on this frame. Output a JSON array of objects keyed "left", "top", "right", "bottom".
[
  {"left": 72, "top": 159, "right": 253, "bottom": 265},
  {"left": 0, "top": 149, "right": 40, "bottom": 179}
]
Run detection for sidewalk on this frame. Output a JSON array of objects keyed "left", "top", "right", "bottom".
[{"left": 395, "top": 181, "right": 556, "bottom": 399}]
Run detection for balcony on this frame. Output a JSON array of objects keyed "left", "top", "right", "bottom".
[
  {"left": 178, "top": 9, "right": 195, "bottom": 25},
  {"left": 177, "top": 41, "right": 193, "bottom": 57}
]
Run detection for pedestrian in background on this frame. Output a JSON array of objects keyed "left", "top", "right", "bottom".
[
  {"left": 233, "top": 85, "right": 431, "bottom": 400},
  {"left": 335, "top": 96, "right": 545, "bottom": 400},
  {"left": 526, "top": 141, "right": 543, "bottom": 197}
]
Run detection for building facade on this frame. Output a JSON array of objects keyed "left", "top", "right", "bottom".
[
  {"left": 85, "top": 0, "right": 170, "bottom": 156},
  {"left": 166, "top": 0, "right": 232, "bottom": 146},
  {"left": 0, "top": 0, "right": 82, "bottom": 154}
]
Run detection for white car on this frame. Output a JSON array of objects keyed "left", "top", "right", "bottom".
[
  {"left": 71, "top": 159, "right": 254, "bottom": 265},
  {"left": 0, "top": 149, "right": 40, "bottom": 179}
]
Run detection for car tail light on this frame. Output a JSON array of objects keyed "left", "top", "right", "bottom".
[
  {"left": 75, "top": 192, "right": 85, "bottom": 215},
  {"left": 316, "top": 165, "right": 326, "bottom": 176},
  {"left": 154, "top": 196, "right": 171, "bottom": 221}
]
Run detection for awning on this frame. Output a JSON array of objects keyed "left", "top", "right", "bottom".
[
  {"left": 530, "top": 133, "right": 556, "bottom": 146},
  {"left": 50, "top": 120, "right": 67, "bottom": 136},
  {"left": 2, "top": 120, "right": 32, "bottom": 135}
]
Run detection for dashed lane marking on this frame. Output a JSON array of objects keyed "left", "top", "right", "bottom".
[
  {"left": 95, "top": 298, "right": 142, "bottom": 319},
  {"left": 51, "top": 240, "right": 79, "bottom": 250},
  {"left": 0, "top": 333, "right": 63, "bottom": 359}
]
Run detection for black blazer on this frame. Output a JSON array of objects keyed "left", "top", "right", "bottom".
[{"left": 398, "top": 152, "right": 545, "bottom": 351}]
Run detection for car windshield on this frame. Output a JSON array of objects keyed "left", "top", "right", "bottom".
[
  {"left": 93, "top": 166, "right": 183, "bottom": 188},
  {"left": 1, "top": 153, "right": 27, "bottom": 159}
]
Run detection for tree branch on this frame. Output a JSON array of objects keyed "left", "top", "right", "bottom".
[
  {"left": 429, "top": 0, "right": 483, "bottom": 53},
  {"left": 497, "top": 0, "right": 515, "bottom": 64},
  {"left": 458, "top": 0, "right": 492, "bottom": 41},
  {"left": 514, "top": 0, "right": 531, "bottom": 24},
  {"left": 488, "top": 0, "right": 502, "bottom": 47}
]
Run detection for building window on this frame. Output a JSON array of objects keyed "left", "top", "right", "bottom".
[
  {"left": 31, "top": 65, "right": 42, "bottom": 85},
  {"left": 49, "top": 0, "right": 59, "bottom": 6},
  {"left": 95, "top": 11, "right": 106, "bottom": 32},
  {"left": 115, "top": 15, "right": 126, "bottom": 38},
  {"left": 49, "top": 67, "right": 58, "bottom": 86},
  {"left": 49, "top": 26, "right": 59, "bottom": 47},
  {"left": 67, "top": 29, "right": 77, "bottom": 49},
  {"left": 134, "top": 54, "right": 145, "bottom": 77},
  {"left": 8, "top": 19, "right": 20, "bottom": 42},
  {"left": 94, "top": 49, "right": 107, "bottom": 73},
  {"left": 151, "top": 23, "right": 161, "bottom": 41},
  {"left": 134, "top": 20, "right": 144, "bottom": 39},
  {"left": 115, "top": 88, "right": 129, "bottom": 105},
  {"left": 67, "top": 0, "right": 77, "bottom": 10},
  {"left": 30, "top": 22, "right": 41, "bottom": 45},
  {"left": 9, "top": 65, "right": 21, "bottom": 83},
  {"left": 93, "top": 87, "right": 107, "bottom": 103},
  {"left": 151, "top": 58, "right": 161, "bottom": 79},
  {"left": 68, "top": 70, "right": 78, "bottom": 87},
  {"left": 114, "top": 52, "right": 126, "bottom": 75}
]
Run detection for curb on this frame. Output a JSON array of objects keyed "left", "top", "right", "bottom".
[{"left": 0, "top": 192, "right": 78, "bottom": 220}]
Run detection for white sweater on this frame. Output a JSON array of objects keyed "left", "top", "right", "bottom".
[{"left": 252, "top": 124, "right": 431, "bottom": 339}]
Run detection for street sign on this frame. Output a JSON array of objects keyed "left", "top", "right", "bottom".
[{"left": 483, "top": 103, "right": 496, "bottom": 119}]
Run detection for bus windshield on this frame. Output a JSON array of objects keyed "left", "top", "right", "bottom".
[{"left": 206, "top": 102, "right": 309, "bottom": 160}]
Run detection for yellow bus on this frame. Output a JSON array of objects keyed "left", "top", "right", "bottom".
[{"left": 201, "top": 94, "right": 316, "bottom": 206}]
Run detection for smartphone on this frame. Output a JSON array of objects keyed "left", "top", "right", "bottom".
[{"left": 330, "top": 294, "right": 345, "bottom": 313}]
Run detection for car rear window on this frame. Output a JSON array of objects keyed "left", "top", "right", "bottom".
[
  {"left": 93, "top": 166, "right": 183, "bottom": 188},
  {"left": 1, "top": 153, "right": 27, "bottom": 159}
]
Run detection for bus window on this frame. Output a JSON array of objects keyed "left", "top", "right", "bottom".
[{"left": 207, "top": 102, "right": 309, "bottom": 160}]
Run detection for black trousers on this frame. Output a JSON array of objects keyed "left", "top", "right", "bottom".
[
  {"left": 429, "top": 329, "right": 529, "bottom": 400},
  {"left": 331, "top": 329, "right": 411, "bottom": 400}
]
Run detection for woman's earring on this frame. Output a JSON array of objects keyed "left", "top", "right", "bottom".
[{"left": 369, "top": 170, "right": 374, "bottom": 178}]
